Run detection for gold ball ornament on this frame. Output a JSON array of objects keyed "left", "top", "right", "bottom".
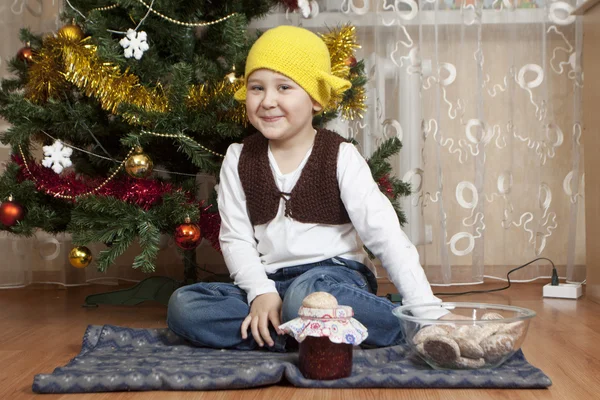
[
  {"left": 125, "top": 147, "right": 154, "bottom": 179},
  {"left": 58, "top": 24, "right": 85, "bottom": 41},
  {"left": 69, "top": 246, "right": 93, "bottom": 268}
]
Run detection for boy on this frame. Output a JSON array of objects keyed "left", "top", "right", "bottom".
[{"left": 167, "top": 26, "right": 444, "bottom": 351}]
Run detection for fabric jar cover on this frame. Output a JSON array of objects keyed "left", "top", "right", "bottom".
[{"left": 279, "top": 305, "right": 368, "bottom": 345}]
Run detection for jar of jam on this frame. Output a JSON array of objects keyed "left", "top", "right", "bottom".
[{"left": 279, "top": 292, "right": 368, "bottom": 380}]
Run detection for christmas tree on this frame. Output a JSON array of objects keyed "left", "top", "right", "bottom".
[{"left": 0, "top": 0, "right": 409, "bottom": 281}]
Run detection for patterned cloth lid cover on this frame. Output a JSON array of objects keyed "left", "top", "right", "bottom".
[{"left": 278, "top": 305, "right": 368, "bottom": 345}]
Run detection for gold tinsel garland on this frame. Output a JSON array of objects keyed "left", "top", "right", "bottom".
[
  {"left": 341, "top": 86, "right": 366, "bottom": 121},
  {"left": 25, "top": 38, "right": 69, "bottom": 103},
  {"left": 26, "top": 24, "right": 364, "bottom": 125},
  {"left": 320, "top": 24, "right": 366, "bottom": 120},
  {"left": 321, "top": 25, "right": 358, "bottom": 80},
  {"left": 62, "top": 38, "right": 169, "bottom": 121},
  {"left": 25, "top": 35, "right": 168, "bottom": 123},
  {"left": 187, "top": 78, "right": 246, "bottom": 126},
  {"left": 26, "top": 34, "right": 245, "bottom": 125}
]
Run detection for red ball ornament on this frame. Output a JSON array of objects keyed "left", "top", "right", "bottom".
[
  {"left": 345, "top": 56, "right": 357, "bottom": 68},
  {"left": 17, "top": 46, "right": 34, "bottom": 63},
  {"left": 0, "top": 197, "right": 26, "bottom": 227},
  {"left": 174, "top": 218, "right": 202, "bottom": 250}
]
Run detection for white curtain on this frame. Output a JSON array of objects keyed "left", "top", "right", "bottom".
[
  {"left": 0, "top": 0, "right": 585, "bottom": 288},
  {"left": 257, "top": 0, "right": 586, "bottom": 285}
]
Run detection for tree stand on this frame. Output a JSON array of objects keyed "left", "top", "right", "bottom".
[{"left": 83, "top": 249, "right": 198, "bottom": 307}]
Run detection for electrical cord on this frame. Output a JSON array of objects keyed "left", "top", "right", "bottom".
[{"left": 431, "top": 257, "right": 558, "bottom": 297}]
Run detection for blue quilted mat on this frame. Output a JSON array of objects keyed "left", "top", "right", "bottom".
[{"left": 32, "top": 325, "right": 552, "bottom": 393}]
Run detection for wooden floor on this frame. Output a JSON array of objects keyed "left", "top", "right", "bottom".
[{"left": 1, "top": 281, "right": 600, "bottom": 399}]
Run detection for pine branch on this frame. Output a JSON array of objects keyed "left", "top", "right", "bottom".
[
  {"left": 168, "top": 62, "right": 194, "bottom": 113},
  {"left": 19, "top": 28, "right": 43, "bottom": 48},
  {"left": 0, "top": 78, "right": 24, "bottom": 93},
  {"left": 155, "top": 192, "right": 200, "bottom": 227},
  {"left": 70, "top": 197, "right": 146, "bottom": 272},
  {"left": 133, "top": 220, "right": 160, "bottom": 272},
  {"left": 368, "top": 137, "right": 402, "bottom": 167},
  {"left": 367, "top": 136, "right": 411, "bottom": 226},
  {"left": 67, "top": 190, "right": 202, "bottom": 273},
  {"left": 393, "top": 179, "right": 412, "bottom": 198},
  {"left": 175, "top": 136, "right": 220, "bottom": 173},
  {"left": 96, "top": 232, "right": 136, "bottom": 272},
  {"left": 390, "top": 200, "right": 408, "bottom": 226}
]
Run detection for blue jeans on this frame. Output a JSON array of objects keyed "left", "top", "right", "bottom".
[{"left": 167, "top": 257, "right": 404, "bottom": 351}]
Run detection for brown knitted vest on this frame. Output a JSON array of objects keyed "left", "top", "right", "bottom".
[{"left": 238, "top": 128, "right": 351, "bottom": 226}]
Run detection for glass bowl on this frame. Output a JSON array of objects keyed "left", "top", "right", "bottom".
[{"left": 392, "top": 302, "right": 536, "bottom": 370}]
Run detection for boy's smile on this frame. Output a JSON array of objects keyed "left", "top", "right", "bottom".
[
  {"left": 245, "top": 69, "right": 322, "bottom": 148},
  {"left": 260, "top": 116, "right": 283, "bottom": 123}
]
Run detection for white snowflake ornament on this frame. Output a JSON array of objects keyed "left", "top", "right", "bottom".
[
  {"left": 297, "top": 0, "right": 319, "bottom": 18},
  {"left": 297, "top": 0, "right": 311, "bottom": 17},
  {"left": 42, "top": 140, "right": 73, "bottom": 174},
  {"left": 119, "top": 29, "right": 149, "bottom": 60}
]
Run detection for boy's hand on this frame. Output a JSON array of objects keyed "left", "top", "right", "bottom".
[{"left": 241, "top": 292, "right": 283, "bottom": 347}]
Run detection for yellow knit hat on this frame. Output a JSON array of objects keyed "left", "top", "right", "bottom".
[{"left": 234, "top": 25, "right": 352, "bottom": 107}]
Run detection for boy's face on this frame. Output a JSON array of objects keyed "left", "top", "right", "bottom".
[{"left": 245, "top": 69, "right": 322, "bottom": 144}]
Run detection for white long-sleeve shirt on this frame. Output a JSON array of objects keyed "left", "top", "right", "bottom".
[{"left": 217, "top": 140, "right": 444, "bottom": 318}]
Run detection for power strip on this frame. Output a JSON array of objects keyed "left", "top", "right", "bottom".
[{"left": 542, "top": 283, "right": 582, "bottom": 299}]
